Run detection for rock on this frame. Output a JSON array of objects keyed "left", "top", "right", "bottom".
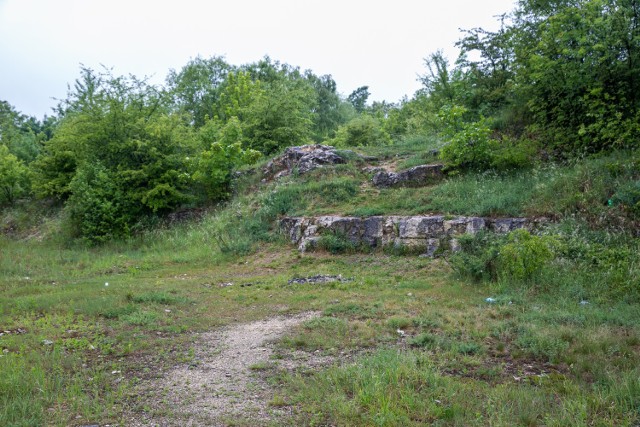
[
  {"left": 450, "top": 238, "right": 462, "bottom": 253},
  {"left": 420, "top": 238, "right": 441, "bottom": 258},
  {"left": 488, "top": 218, "right": 528, "bottom": 233},
  {"left": 444, "top": 217, "right": 486, "bottom": 235},
  {"left": 279, "top": 215, "right": 547, "bottom": 255},
  {"left": 362, "top": 166, "right": 385, "bottom": 174},
  {"left": 398, "top": 216, "right": 444, "bottom": 239},
  {"left": 372, "top": 164, "right": 444, "bottom": 188},
  {"left": 263, "top": 145, "right": 347, "bottom": 179},
  {"left": 316, "top": 216, "right": 363, "bottom": 243},
  {"left": 298, "top": 237, "right": 320, "bottom": 253},
  {"left": 363, "top": 216, "right": 384, "bottom": 247},
  {"left": 288, "top": 275, "right": 351, "bottom": 285}
]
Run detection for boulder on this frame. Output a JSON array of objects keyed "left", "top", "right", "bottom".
[
  {"left": 263, "top": 145, "right": 347, "bottom": 179},
  {"left": 372, "top": 164, "right": 444, "bottom": 188}
]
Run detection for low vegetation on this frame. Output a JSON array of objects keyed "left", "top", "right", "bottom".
[{"left": 1, "top": 0, "right": 639, "bottom": 425}]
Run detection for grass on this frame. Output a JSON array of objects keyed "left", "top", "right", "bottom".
[{"left": 0, "top": 142, "right": 638, "bottom": 425}]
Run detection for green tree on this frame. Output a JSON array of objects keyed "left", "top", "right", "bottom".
[
  {"left": 166, "top": 56, "right": 232, "bottom": 127},
  {"left": 331, "top": 116, "right": 391, "bottom": 147},
  {"left": 347, "top": 86, "right": 370, "bottom": 113},
  {"left": 306, "top": 73, "right": 351, "bottom": 141},
  {"left": 0, "top": 144, "right": 29, "bottom": 206},
  {"left": 0, "top": 100, "right": 47, "bottom": 163},
  {"left": 33, "top": 67, "right": 197, "bottom": 242},
  {"left": 194, "top": 117, "right": 261, "bottom": 201}
]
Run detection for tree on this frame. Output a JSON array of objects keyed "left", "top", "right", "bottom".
[
  {"left": 33, "top": 67, "right": 198, "bottom": 242},
  {"left": 347, "top": 86, "right": 370, "bottom": 113},
  {"left": 0, "top": 100, "right": 47, "bottom": 163},
  {"left": 306, "top": 72, "right": 350, "bottom": 141},
  {"left": 0, "top": 144, "right": 29, "bottom": 206},
  {"left": 166, "top": 56, "right": 232, "bottom": 127}
]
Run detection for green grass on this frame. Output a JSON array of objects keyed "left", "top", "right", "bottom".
[{"left": 0, "top": 144, "right": 638, "bottom": 425}]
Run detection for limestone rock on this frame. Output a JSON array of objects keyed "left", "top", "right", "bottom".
[
  {"left": 263, "top": 145, "right": 346, "bottom": 179},
  {"left": 372, "top": 164, "right": 444, "bottom": 188},
  {"left": 279, "top": 214, "right": 547, "bottom": 255}
]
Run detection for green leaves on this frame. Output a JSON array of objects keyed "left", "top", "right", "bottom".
[
  {"left": 0, "top": 144, "right": 29, "bottom": 206},
  {"left": 438, "top": 106, "right": 496, "bottom": 171}
]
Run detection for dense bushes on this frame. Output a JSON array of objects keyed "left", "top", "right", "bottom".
[
  {"left": 0, "top": 145, "right": 29, "bottom": 206},
  {"left": 450, "top": 226, "right": 640, "bottom": 302}
]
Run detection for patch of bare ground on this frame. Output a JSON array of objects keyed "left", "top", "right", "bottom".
[{"left": 124, "top": 312, "right": 331, "bottom": 426}]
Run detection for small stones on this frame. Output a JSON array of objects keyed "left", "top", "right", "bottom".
[{"left": 287, "top": 275, "right": 352, "bottom": 285}]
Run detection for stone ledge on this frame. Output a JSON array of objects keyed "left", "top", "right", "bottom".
[{"left": 280, "top": 215, "right": 548, "bottom": 254}]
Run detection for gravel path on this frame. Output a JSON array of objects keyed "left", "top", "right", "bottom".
[{"left": 126, "top": 312, "right": 323, "bottom": 426}]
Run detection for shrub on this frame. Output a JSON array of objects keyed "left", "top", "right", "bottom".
[
  {"left": 497, "top": 229, "right": 557, "bottom": 283},
  {"left": 331, "top": 116, "right": 392, "bottom": 147},
  {"left": 317, "top": 231, "right": 357, "bottom": 254},
  {"left": 610, "top": 180, "right": 640, "bottom": 218},
  {"left": 438, "top": 105, "right": 497, "bottom": 171},
  {"left": 66, "top": 163, "right": 133, "bottom": 244},
  {"left": 0, "top": 144, "right": 29, "bottom": 206},
  {"left": 449, "top": 232, "right": 501, "bottom": 282},
  {"left": 450, "top": 229, "right": 559, "bottom": 285}
]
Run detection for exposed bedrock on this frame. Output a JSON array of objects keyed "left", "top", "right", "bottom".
[
  {"left": 280, "top": 215, "right": 547, "bottom": 254},
  {"left": 372, "top": 164, "right": 444, "bottom": 188}
]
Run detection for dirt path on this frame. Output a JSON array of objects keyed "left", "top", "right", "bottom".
[{"left": 126, "top": 312, "right": 324, "bottom": 426}]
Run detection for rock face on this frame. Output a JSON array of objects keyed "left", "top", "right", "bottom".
[
  {"left": 280, "top": 215, "right": 547, "bottom": 255},
  {"left": 372, "top": 164, "right": 444, "bottom": 188},
  {"left": 263, "top": 145, "right": 347, "bottom": 179}
]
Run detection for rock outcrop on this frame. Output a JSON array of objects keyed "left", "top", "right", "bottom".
[
  {"left": 263, "top": 145, "right": 347, "bottom": 179},
  {"left": 372, "top": 164, "right": 444, "bottom": 188},
  {"left": 280, "top": 215, "right": 547, "bottom": 255}
]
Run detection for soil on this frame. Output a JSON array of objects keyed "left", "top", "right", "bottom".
[{"left": 124, "top": 312, "right": 329, "bottom": 426}]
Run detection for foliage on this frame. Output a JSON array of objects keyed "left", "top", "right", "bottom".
[
  {"left": 331, "top": 116, "right": 391, "bottom": 147},
  {"left": 497, "top": 229, "right": 557, "bottom": 282},
  {"left": 66, "top": 162, "right": 132, "bottom": 243},
  {"left": 0, "top": 100, "right": 51, "bottom": 164},
  {"left": 347, "top": 86, "right": 370, "bottom": 113},
  {"left": 306, "top": 73, "right": 352, "bottom": 141},
  {"left": 32, "top": 67, "right": 197, "bottom": 241},
  {"left": 165, "top": 56, "right": 232, "bottom": 127},
  {"left": 450, "top": 229, "right": 559, "bottom": 285},
  {"left": 0, "top": 144, "right": 30, "bottom": 206},
  {"left": 194, "top": 117, "right": 261, "bottom": 201},
  {"left": 438, "top": 105, "right": 496, "bottom": 170},
  {"left": 610, "top": 180, "right": 640, "bottom": 218}
]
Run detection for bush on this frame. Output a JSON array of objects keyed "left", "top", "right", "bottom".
[
  {"left": 67, "top": 163, "right": 133, "bottom": 244},
  {"left": 449, "top": 232, "right": 501, "bottom": 282},
  {"left": 610, "top": 180, "right": 640, "bottom": 218},
  {"left": 438, "top": 106, "right": 497, "bottom": 171},
  {"left": 450, "top": 229, "right": 558, "bottom": 285},
  {"left": 331, "top": 116, "right": 392, "bottom": 147},
  {"left": 490, "top": 137, "right": 538, "bottom": 171},
  {"left": 497, "top": 229, "right": 557, "bottom": 283},
  {"left": 317, "top": 231, "right": 357, "bottom": 254},
  {"left": 0, "top": 144, "right": 29, "bottom": 206}
]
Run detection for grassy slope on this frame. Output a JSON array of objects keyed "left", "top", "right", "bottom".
[{"left": 0, "top": 141, "right": 639, "bottom": 426}]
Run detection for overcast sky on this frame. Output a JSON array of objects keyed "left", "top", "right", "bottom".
[{"left": 0, "top": 0, "right": 515, "bottom": 119}]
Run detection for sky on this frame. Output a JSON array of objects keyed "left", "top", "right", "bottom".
[{"left": 0, "top": 0, "right": 516, "bottom": 119}]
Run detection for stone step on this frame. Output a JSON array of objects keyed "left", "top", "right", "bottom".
[{"left": 280, "top": 215, "right": 548, "bottom": 254}]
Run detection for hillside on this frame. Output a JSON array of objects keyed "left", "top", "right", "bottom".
[
  {"left": 1, "top": 139, "right": 639, "bottom": 426},
  {"left": 2, "top": 1, "right": 640, "bottom": 424}
]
